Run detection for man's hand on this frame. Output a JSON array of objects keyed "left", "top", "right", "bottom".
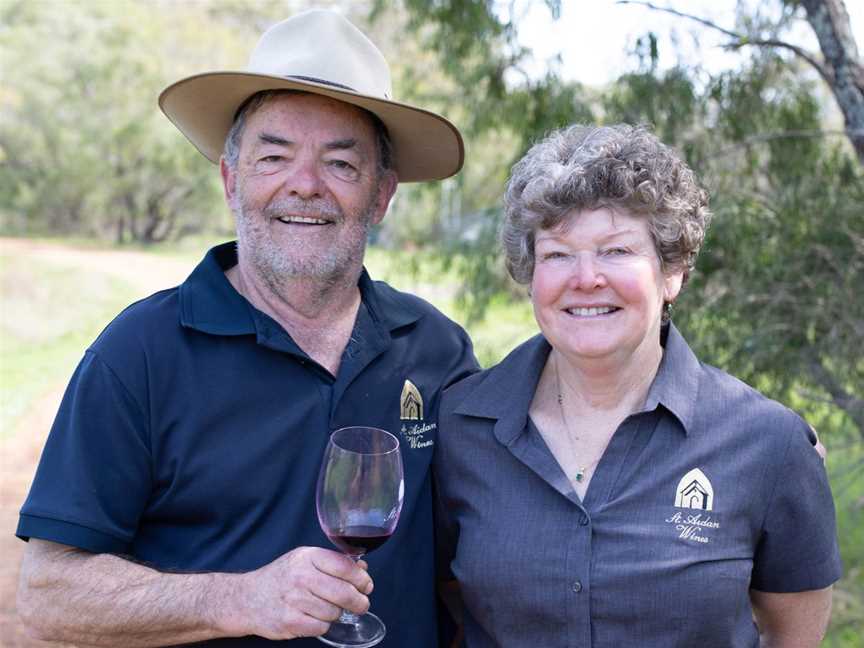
[
  {"left": 224, "top": 547, "right": 373, "bottom": 640},
  {"left": 18, "top": 539, "right": 374, "bottom": 647}
]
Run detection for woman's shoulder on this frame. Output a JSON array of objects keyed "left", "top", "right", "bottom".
[{"left": 695, "top": 361, "right": 814, "bottom": 447}]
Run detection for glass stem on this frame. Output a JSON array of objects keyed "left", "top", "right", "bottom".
[{"left": 337, "top": 553, "right": 364, "bottom": 626}]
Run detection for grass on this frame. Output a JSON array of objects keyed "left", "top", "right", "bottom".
[{"left": 0, "top": 251, "right": 140, "bottom": 435}]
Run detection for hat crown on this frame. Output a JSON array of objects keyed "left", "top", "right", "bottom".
[{"left": 248, "top": 10, "right": 393, "bottom": 100}]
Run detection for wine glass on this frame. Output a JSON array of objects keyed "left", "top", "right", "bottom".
[{"left": 315, "top": 426, "right": 404, "bottom": 648}]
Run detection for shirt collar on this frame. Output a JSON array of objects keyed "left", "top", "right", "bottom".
[
  {"left": 452, "top": 334, "right": 551, "bottom": 446},
  {"left": 451, "top": 322, "right": 703, "bottom": 443},
  {"left": 179, "top": 241, "right": 424, "bottom": 336},
  {"left": 642, "top": 322, "right": 702, "bottom": 435}
]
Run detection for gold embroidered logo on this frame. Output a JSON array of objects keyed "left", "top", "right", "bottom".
[{"left": 400, "top": 380, "right": 423, "bottom": 420}]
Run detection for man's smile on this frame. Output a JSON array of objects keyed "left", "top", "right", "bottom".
[{"left": 275, "top": 215, "right": 331, "bottom": 225}]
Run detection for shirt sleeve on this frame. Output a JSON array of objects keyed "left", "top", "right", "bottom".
[
  {"left": 16, "top": 349, "right": 153, "bottom": 554},
  {"left": 750, "top": 416, "right": 843, "bottom": 592},
  {"left": 443, "top": 328, "right": 481, "bottom": 390}
]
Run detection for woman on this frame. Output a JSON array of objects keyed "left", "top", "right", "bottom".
[{"left": 434, "top": 124, "right": 841, "bottom": 647}]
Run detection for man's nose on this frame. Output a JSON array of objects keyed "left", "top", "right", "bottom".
[
  {"left": 567, "top": 252, "right": 606, "bottom": 290},
  {"left": 283, "top": 158, "right": 325, "bottom": 200}
]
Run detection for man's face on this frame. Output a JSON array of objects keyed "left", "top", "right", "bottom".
[{"left": 221, "top": 93, "right": 397, "bottom": 287}]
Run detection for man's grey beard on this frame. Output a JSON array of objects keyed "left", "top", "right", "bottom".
[{"left": 234, "top": 194, "right": 377, "bottom": 293}]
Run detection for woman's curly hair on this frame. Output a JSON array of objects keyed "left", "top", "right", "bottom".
[{"left": 502, "top": 124, "right": 711, "bottom": 285}]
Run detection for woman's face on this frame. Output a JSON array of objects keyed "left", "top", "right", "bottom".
[{"left": 531, "top": 207, "right": 683, "bottom": 368}]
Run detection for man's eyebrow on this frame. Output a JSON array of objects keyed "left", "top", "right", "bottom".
[
  {"left": 258, "top": 133, "right": 292, "bottom": 147},
  {"left": 325, "top": 138, "right": 358, "bottom": 151}
]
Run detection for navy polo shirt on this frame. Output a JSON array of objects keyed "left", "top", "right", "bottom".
[
  {"left": 18, "top": 242, "right": 478, "bottom": 647},
  {"left": 435, "top": 324, "right": 842, "bottom": 647}
]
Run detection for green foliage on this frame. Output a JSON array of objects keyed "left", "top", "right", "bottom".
[
  {"left": 0, "top": 251, "right": 135, "bottom": 435},
  {"left": 0, "top": 0, "right": 239, "bottom": 243}
]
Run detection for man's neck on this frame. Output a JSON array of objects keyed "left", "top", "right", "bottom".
[{"left": 225, "top": 262, "right": 364, "bottom": 375}]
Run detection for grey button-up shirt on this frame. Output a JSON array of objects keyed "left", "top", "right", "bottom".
[{"left": 434, "top": 324, "right": 841, "bottom": 647}]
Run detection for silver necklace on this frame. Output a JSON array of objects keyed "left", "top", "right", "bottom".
[{"left": 554, "top": 354, "right": 601, "bottom": 483}]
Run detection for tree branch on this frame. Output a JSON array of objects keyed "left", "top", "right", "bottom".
[
  {"left": 705, "top": 128, "right": 864, "bottom": 159},
  {"left": 615, "top": 1, "right": 832, "bottom": 84}
]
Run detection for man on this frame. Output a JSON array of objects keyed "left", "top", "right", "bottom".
[{"left": 16, "top": 10, "right": 477, "bottom": 647}]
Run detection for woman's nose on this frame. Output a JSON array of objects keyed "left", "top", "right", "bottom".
[{"left": 567, "top": 252, "right": 606, "bottom": 290}]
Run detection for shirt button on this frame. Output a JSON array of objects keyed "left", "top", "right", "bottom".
[
  {"left": 572, "top": 580, "right": 583, "bottom": 593},
  {"left": 579, "top": 516, "right": 589, "bottom": 526}
]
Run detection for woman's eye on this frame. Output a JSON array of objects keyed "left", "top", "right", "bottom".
[
  {"left": 603, "top": 247, "right": 630, "bottom": 256},
  {"left": 542, "top": 251, "right": 567, "bottom": 261}
]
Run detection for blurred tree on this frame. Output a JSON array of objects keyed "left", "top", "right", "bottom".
[
  {"left": 0, "top": 0, "right": 241, "bottom": 243},
  {"left": 384, "top": 0, "right": 862, "bottom": 437}
]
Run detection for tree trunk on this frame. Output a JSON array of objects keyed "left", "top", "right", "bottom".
[{"left": 801, "top": 0, "right": 864, "bottom": 165}]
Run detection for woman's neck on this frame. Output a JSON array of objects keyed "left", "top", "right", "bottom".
[{"left": 553, "top": 341, "right": 663, "bottom": 416}]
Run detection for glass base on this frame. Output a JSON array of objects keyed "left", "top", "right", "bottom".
[{"left": 316, "top": 611, "right": 386, "bottom": 648}]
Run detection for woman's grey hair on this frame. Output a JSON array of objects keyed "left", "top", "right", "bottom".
[
  {"left": 502, "top": 123, "right": 711, "bottom": 285},
  {"left": 222, "top": 89, "right": 393, "bottom": 174}
]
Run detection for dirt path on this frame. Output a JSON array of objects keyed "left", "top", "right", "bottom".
[{"left": 0, "top": 238, "right": 196, "bottom": 647}]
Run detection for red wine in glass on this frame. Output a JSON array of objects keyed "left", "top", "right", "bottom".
[
  {"left": 316, "top": 426, "right": 403, "bottom": 648},
  {"left": 326, "top": 526, "right": 393, "bottom": 556}
]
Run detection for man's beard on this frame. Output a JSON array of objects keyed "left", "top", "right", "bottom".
[{"left": 234, "top": 191, "right": 378, "bottom": 292}]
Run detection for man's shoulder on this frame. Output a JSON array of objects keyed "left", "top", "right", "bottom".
[
  {"left": 90, "top": 287, "right": 182, "bottom": 354},
  {"left": 371, "top": 278, "right": 467, "bottom": 333}
]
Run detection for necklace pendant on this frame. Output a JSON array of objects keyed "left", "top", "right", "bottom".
[{"left": 575, "top": 469, "right": 585, "bottom": 483}]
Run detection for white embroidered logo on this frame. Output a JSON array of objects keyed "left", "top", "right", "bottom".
[{"left": 674, "top": 468, "right": 714, "bottom": 511}]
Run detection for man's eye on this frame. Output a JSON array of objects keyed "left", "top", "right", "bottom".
[
  {"left": 260, "top": 155, "right": 283, "bottom": 163},
  {"left": 329, "top": 159, "right": 355, "bottom": 170}
]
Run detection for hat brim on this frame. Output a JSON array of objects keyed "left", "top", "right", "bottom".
[{"left": 158, "top": 72, "right": 464, "bottom": 183}]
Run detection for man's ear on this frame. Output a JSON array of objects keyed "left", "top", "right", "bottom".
[
  {"left": 371, "top": 170, "right": 398, "bottom": 226},
  {"left": 220, "top": 157, "right": 237, "bottom": 209}
]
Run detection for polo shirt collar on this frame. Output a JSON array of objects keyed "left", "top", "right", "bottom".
[
  {"left": 179, "top": 242, "right": 424, "bottom": 336},
  {"left": 451, "top": 322, "right": 703, "bottom": 443}
]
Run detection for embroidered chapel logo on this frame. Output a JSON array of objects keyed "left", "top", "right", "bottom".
[
  {"left": 666, "top": 468, "right": 719, "bottom": 543},
  {"left": 399, "top": 379, "right": 435, "bottom": 449},
  {"left": 400, "top": 380, "right": 423, "bottom": 420},
  {"left": 674, "top": 468, "right": 714, "bottom": 511}
]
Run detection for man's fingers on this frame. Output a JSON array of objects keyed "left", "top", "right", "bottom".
[
  {"left": 309, "top": 574, "right": 370, "bottom": 615},
  {"left": 311, "top": 550, "right": 374, "bottom": 595},
  {"left": 298, "top": 591, "right": 344, "bottom": 623}
]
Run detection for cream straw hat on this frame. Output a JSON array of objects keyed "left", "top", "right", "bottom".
[{"left": 159, "top": 9, "right": 464, "bottom": 182}]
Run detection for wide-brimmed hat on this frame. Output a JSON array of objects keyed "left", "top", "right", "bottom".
[{"left": 158, "top": 9, "right": 464, "bottom": 182}]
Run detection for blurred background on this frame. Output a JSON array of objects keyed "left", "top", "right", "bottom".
[{"left": 1, "top": 0, "right": 862, "bottom": 645}]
